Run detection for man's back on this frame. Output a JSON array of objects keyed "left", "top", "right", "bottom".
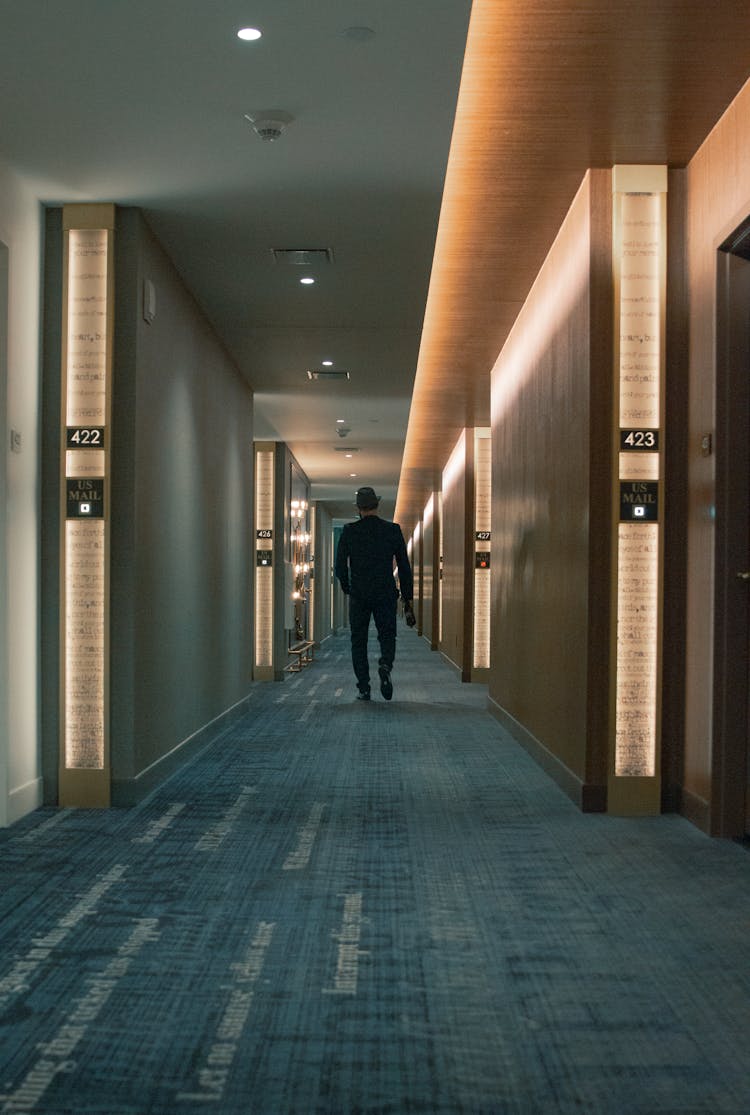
[{"left": 336, "top": 516, "right": 412, "bottom": 600}]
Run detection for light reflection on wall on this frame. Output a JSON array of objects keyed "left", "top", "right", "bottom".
[
  {"left": 423, "top": 493, "right": 434, "bottom": 529},
  {"left": 491, "top": 179, "right": 591, "bottom": 427},
  {"left": 442, "top": 429, "right": 466, "bottom": 499}
]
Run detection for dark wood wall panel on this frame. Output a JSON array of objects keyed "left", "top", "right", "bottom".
[{"left": 489, "top": 175, "right": 602, "bottom": 784}]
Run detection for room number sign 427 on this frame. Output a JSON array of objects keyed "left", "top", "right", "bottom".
[{"left": 620, "top": 429, "right": 659, "bottom": 451}]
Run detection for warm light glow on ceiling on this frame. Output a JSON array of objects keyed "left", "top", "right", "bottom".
[
  {"left": 442, "top": 429, "right": 466, "bottom": 500},
  {"left": 396, "top": 0, "right": 733, "bottom": 530}
]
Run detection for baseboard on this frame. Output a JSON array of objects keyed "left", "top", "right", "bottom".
[
  {"left": 111, "top": 692, "right": 254, "bottom": 808},
  {"left": 7, "top": 777, "right": 44, "bottom": 824},
  {"left": 439, "top": 651, "right": 462, "bottom": 677},
  {"left": 679, "top": 785, "right": 711, "bottom": 835},
  {"left": 487, "top": 696, "right": 607, "bottom": 813}
]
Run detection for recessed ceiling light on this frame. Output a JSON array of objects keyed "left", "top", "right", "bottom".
[
  {"left": 345, "top": 453, "right": 353, "bottom": 458},
  {"left": 237, "top": 27, "right": 262, "bottom": 41},
  {"left": 336, "top": 418, "right": 345, "bottom": 424},
  {"left": 350, "top": 473, "right": 357, "bottom": 477},
  {"left": 300, "top": 277, "right": 315, "bottom": 285},
  {"left": 322, "top": 360, "right": 333, "bottom": 366}
]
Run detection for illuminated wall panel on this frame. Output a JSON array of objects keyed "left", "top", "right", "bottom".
[
  {"left": 440, "top": 432, "right": 468, "bottom": 675},
  {"left": 611, "top": 167, "right": 666, "bottom": 809},
  {"left": 438, "top": 492, "right": 443, "bottom": 645},
  {"left": 60, "top": 206, "right": 115, "bottom": 806},
  {"left": 473, "top": 428, "right": 491, "bottom": 670},
  {"left": 421, "top": 494, "right": 436, "bottom": 645},
  {"left": 254, "top": 447, "right": 274, "bottom": 670},
  {"left": 307, "top": 503, "right": 316, "bottom": 643}
]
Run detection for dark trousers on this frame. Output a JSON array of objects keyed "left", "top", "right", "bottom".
[{"left": 348, "top": 591, "right": 397, "bottom": 690}]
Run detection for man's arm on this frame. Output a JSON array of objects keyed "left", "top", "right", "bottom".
[{"left": 334, "top": 526, "right": 351, "bottom": 594}]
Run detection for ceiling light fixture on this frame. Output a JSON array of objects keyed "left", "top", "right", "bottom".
[
  {"left": 322, "top": 360, "right": 333, "bottom": 366},
  {"left": 244, "top": 110, "right": 294, "bottom": 142},
  {"left": 300, "top": 276, "right": 315, "bottom": 285},
  {"left": 237, "top": 27, "right": 262, "bottom": 41},
  {"left": 336, "top": 418, "right": 345, "bottom": 423},
  {"left": 271, "top": 248, "right": 334, "bottom": 266}
]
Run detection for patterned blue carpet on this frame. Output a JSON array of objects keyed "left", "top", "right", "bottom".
[{"left": 1, "top": 631, "right": 750, "bottom": 1114}]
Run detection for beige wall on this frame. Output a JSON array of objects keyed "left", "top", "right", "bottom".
[
  {"left": 113, "top": 211, "right": 254, "bottom": 799},
  {"left": 0, "top": 160, "right": 44, "bottom": 823},
  {"left": 684, "top": 78, "right": 750, "bottom": 825},
  {"left": 489, "top": 172, "right": 612, "bottom": 804}
]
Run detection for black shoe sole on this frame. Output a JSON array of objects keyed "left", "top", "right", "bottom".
[
  {"left": 378, "top": 667, "right": 393, "bottom": 701},
  {"left": 357, "top": 690, "right": 371, "bottom": 701}
]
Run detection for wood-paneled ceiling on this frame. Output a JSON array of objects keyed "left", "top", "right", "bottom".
[{"left": 395, "top": 0, "right": 750, "bottom": 530}]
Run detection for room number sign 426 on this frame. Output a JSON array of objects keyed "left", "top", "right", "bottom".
[{"left": 620, "top": 429, "right": 659, "bottom": 451}]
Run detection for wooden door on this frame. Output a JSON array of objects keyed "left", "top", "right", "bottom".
[{"left": 715, "top": 230, "right": 750, "bottom": 837}]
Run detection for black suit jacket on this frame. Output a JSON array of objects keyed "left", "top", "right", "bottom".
[{"left": 335, "top": 516, "right": 413, "bottom": 602}]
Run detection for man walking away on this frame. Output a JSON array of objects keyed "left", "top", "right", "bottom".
[{"left": 335, "top": 486, "right": 416, "bottom": 701}]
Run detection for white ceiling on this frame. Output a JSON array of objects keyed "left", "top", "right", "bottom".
[{"left": 0, "top": 0, "right": 472, "bottom": 519}]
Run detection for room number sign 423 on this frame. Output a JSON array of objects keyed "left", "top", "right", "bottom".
[{"left": 620, "top": 429, "right": 659, "bottom": 451}]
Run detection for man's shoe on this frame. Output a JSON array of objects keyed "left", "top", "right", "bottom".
[
  {"left": 357, "top": 687, "right": 371, "bottom": 701},
  {"left": 378, "top": 665, "right": 393, "bottom": 701}
]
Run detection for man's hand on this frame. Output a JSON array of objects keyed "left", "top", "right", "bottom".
[{"left": 404, "top": 601, "right": 416, "bottom": 627}]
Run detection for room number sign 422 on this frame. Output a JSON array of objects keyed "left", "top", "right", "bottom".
[
  {"left": 620, "top": 429, "right": 659, "bottom": 451},
  {"left": 67, "top": 426, "right": 105, "bottom": 448}
]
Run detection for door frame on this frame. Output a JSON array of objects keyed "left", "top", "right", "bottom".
[
  {"left": 0, "top": 241, "right": 8, "bottom": 827},
  {"left": 713, "top": 221, "right": 750, "bottom": 837}
]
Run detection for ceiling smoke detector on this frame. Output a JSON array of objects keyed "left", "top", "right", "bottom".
[{"left": 244, "top": 110, "right": 294, "bottom": 142}]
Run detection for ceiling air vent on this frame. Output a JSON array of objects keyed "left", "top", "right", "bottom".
[
  {"left": 273, "top": 248, "right": 334, "bottom": 266},
  {"left": 334, "top": 446, "right": 360, "bottom": 452},
  {"left": 307, "top": 369, "right": 350, "bottom": 381}
]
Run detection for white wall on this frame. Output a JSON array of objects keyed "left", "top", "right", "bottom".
[{"left": 0, "top": 158, "right": 43, "bottom": 824}]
